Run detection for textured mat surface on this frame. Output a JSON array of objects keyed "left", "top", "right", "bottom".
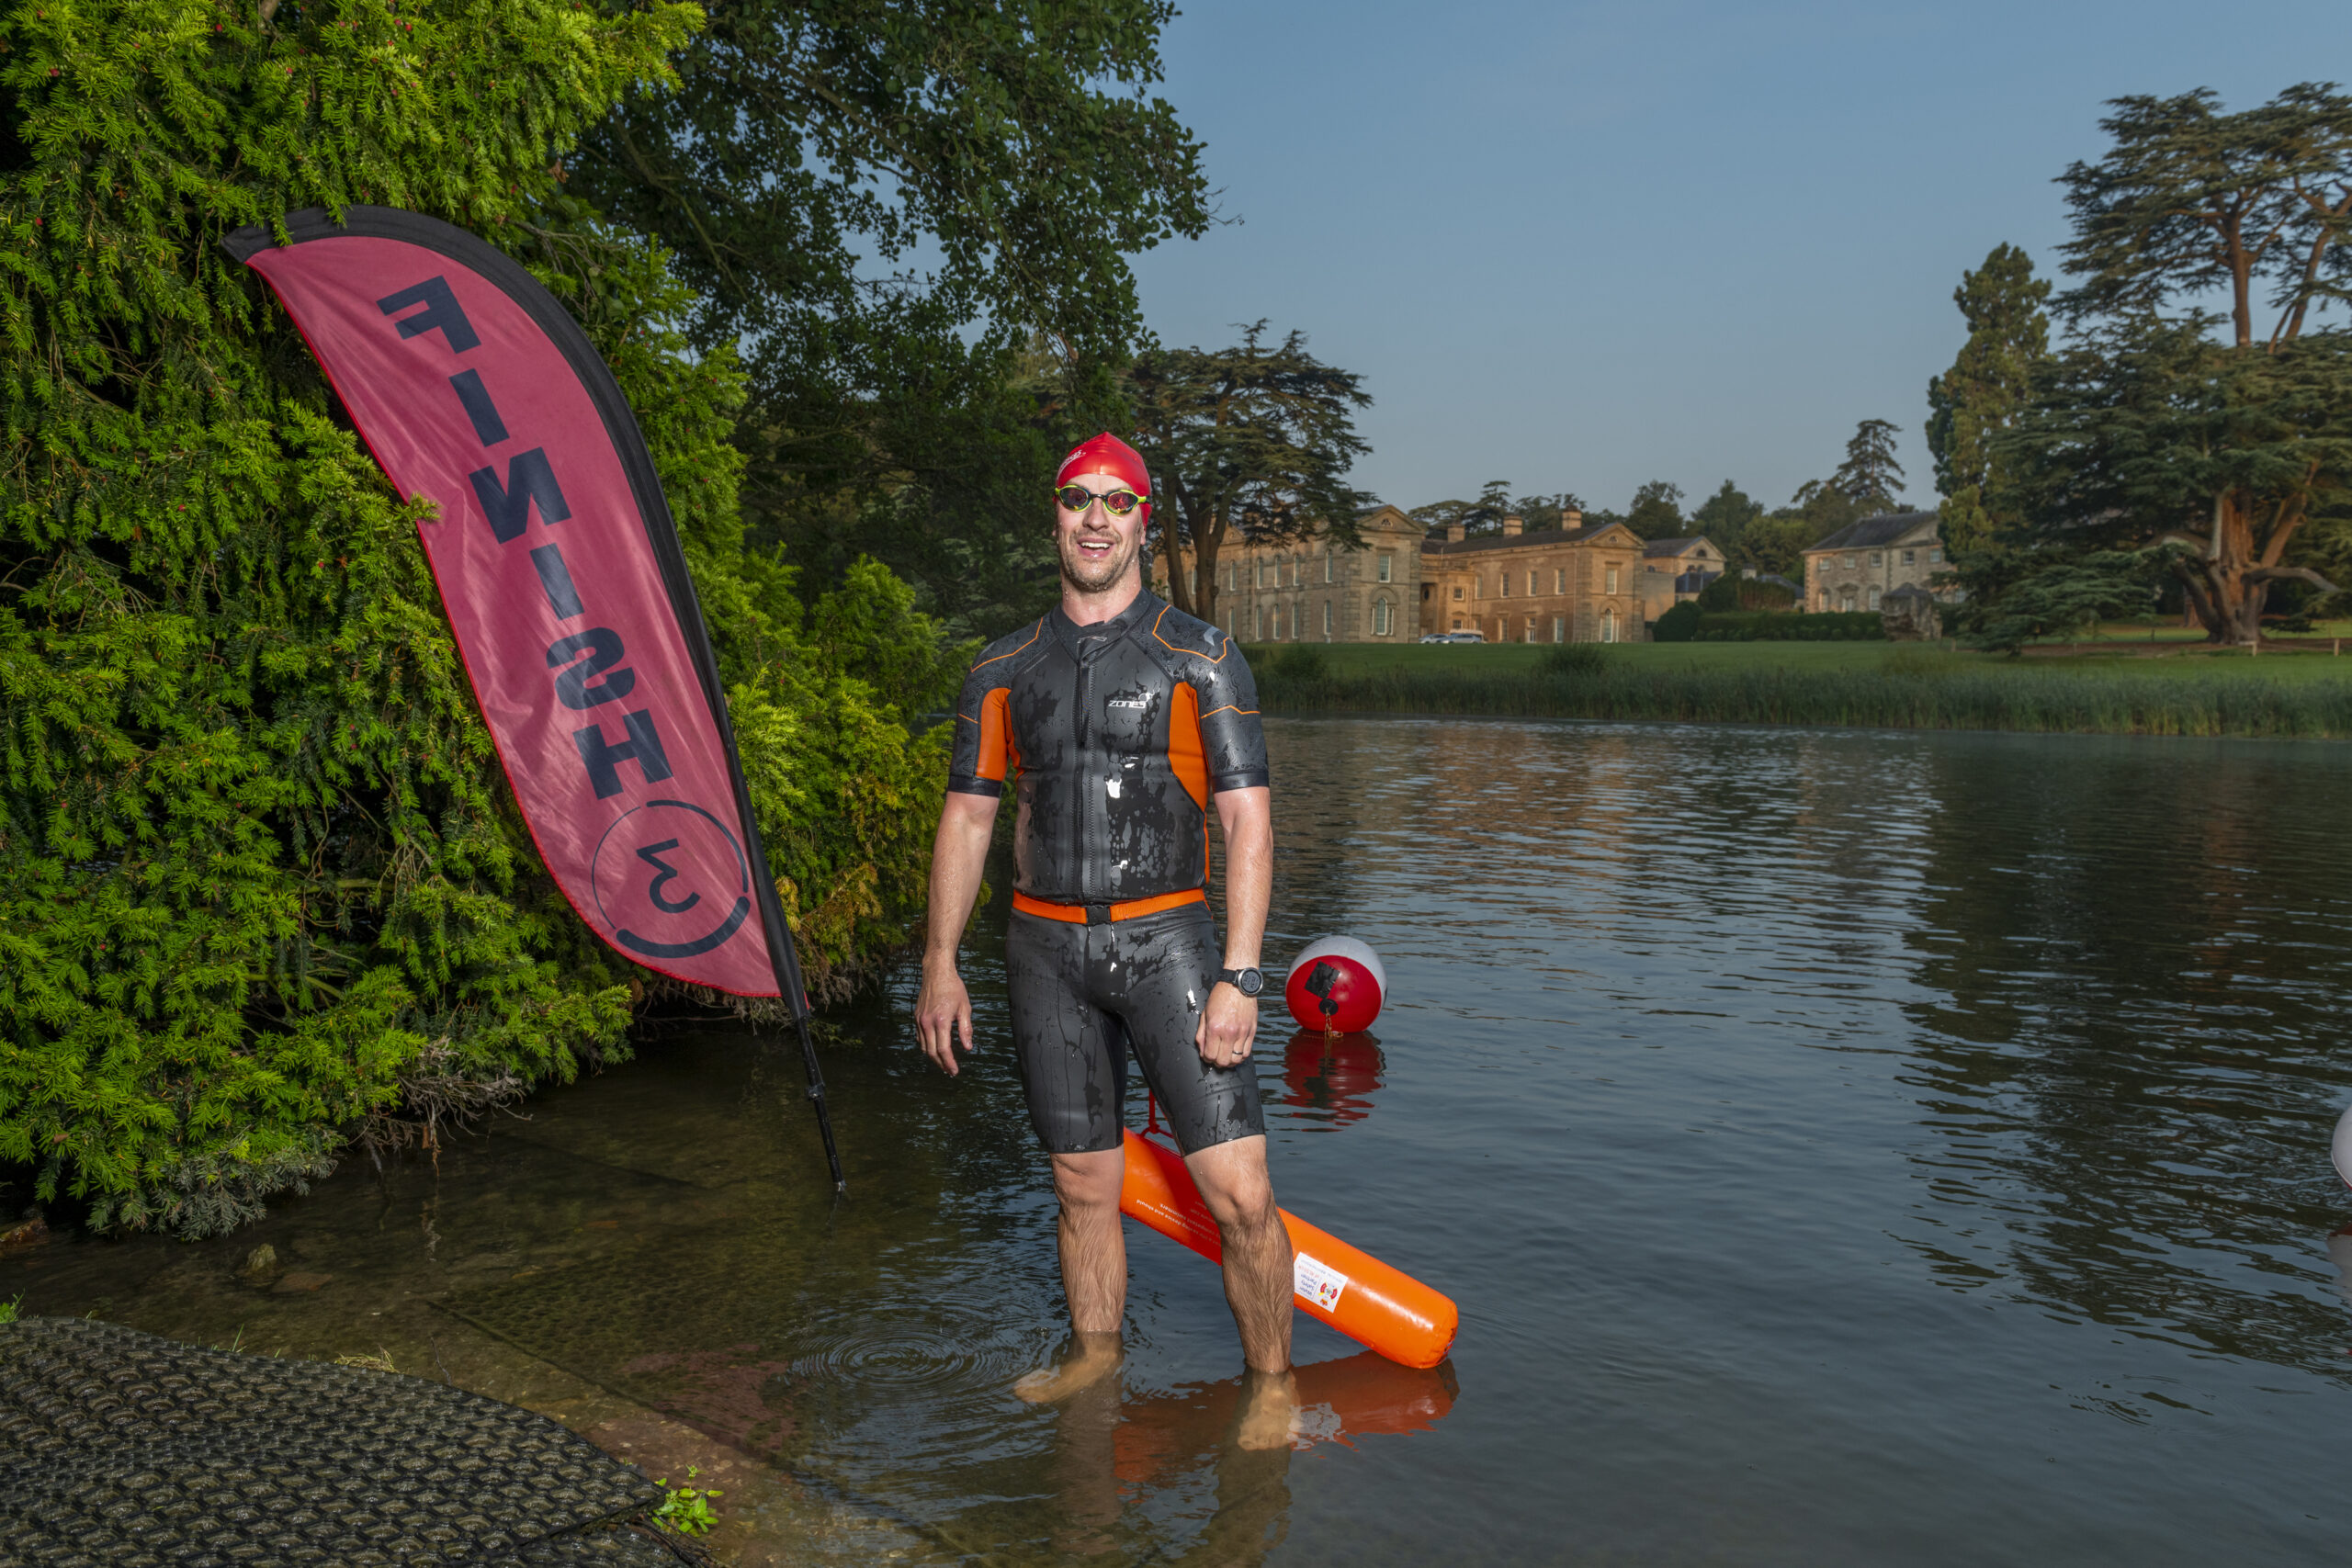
[{"left": 0, "top": 1315, "right": 677, "bottom": 1567}]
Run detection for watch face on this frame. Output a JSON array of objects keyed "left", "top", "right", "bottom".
[{"left": 1238, "top": 968, "right": 1264, "bottom": 997}]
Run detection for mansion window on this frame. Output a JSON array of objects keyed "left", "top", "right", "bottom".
[
  {"left": 1867, "top": 586, "right": 1882, "bottom": 611},
  {"left": 1254, "top": 605, "right": 1265, "bottom": 638},
  {"left": 1324, "top": 551, "right": 1333, "bottom": 584},
  {"left": 1524, "top": 616, "right": 1536, "bottom": 641},
  {"left": 1600, "top": 609, "right": 1619, "bottom": 643},
  {"left": 1322, "top": 600, "right": 1332, "bottom": 637},
  {"left": 1554, "top": 569, "right": 1565, "bottom": 593},
  {"left": 1552, "top": 615, "right": 1565, "bottom": 642},
  {"left": 1929, "top": 547, "right": 1943, "bottom": 563},
  {"left": 1453, "top": 585, "right": 1464, "bottom": 601},
  {"left": 1902, "top": 549, "right": 1916, "bottom": 565},
  {"left": 1377, "top": 553, "right": 1393, "bottom": 583},
  {"left": 1870, "top": 551, "right": 1883, "bottom": 566},
  {"left": 1527, "top": 570, "right": 1538, "bottom": 595},
  {"left": 1225, "top": 564, "right": 1235, "bottom": 592},
  {"left": 1499, "top": 572, "right": 1510, "bottom": 598},
  {"left": 1605, "top": 565, "right": 1619, "bottom": 595},
  {"left": 1373, "top": 598, "right": 1393, "bottom": 636},
  {"left": 1843, "top": 554, "right": 1856, "bottom": 569}
]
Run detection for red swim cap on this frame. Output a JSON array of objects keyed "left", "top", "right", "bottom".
[{"left": 1057, "top": 433, "right": 1153, "bottom": 506}]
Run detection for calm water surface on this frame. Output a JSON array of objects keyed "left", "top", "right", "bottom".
[{"left": 10, "top": 716, "right": 2352, "bottom": 1564}]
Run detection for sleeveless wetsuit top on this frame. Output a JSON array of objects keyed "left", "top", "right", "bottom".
[{"left": 946, "top": 592, "right": 1269, "bottom": 906}]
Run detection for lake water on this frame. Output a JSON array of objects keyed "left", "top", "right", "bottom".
[{"left": 8, "top": 716, "right": 2352, "bottom": 1564}]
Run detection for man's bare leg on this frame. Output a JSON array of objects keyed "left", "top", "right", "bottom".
[
  {"left": 1185, "top": 1134, "right": 1296, "bottom": 1448},
  {"left": 1016, "top": 1145, "right": 1127, "bottom": 1402}
]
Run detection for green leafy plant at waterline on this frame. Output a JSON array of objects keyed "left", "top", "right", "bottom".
[
  {"left": 651, "top": 1467, "right": 723, "bottom": 1537},
  {"left": 0, "top": 1296, "right": 19, "bottom": 1325},
  {"left": 0, "top": 1, "right": 958, "bottom": 1239}
]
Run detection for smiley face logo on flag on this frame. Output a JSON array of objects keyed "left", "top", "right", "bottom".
[{"left": 590, "top": 799, "right": 754, "bottom": 960}]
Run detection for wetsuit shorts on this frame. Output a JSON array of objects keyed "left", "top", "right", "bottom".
[{"left": 1004, "top": 900, "right": 1267, "bottom": 1156}]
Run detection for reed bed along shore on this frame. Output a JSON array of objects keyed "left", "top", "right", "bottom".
[{"left": 1250, "top": 647, "right": 2352, "bottom": 739}]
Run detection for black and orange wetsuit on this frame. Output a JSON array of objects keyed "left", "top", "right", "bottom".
[{"left": 949, "top": 591, "right": 1270, "bottom": 1155}]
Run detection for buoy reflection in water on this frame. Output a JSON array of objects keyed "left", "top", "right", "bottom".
[{"left": 1281, "top": 1030, "right": 1385, "bottom": 1129}]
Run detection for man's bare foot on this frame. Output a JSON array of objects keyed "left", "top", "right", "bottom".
[
  {"left": 1014, "top": 1332, "right": 1123, "bottom": 1404},
  {"left": 1234, "top": 1368, "right": 1298, "bottom": 1450}
]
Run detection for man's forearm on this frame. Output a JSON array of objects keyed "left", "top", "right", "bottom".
[
  {"left": 925, "top": 795, "right": 998, "bottom": 967},
  {"left": 1214, "top": 787, "right": 1272, "bottom": 970}
]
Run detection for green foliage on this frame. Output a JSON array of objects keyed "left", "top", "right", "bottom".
[
  {"left": 1695, "top": 575, "right": 1742, "bottom": 613},
  {"left": 1927, "top": 243, "right": 2052, "bottom": 554},
  {"left": 1831, "top": 419, "right": 1906, "bottom": 513},
  {"left": 1954, "top": 548, "right": 2168, "bottom": 654},
  {"left": 1652, "top": 602, "right": 1704, "bottom": 642},
  {"left": 2015, "top": 85, "right": 2352, "bottom": 645},
  {"left": 1623, "top": 480, "right": 1688, "bottom": 541},
  {"left": 1536, "top": 641, "right": 1608, "bottom": 677},
  {"left": 652, "top": 1466, "right": 722, "bottom": 1537},
  {"left": 2056, "top": 85, "right": 2352, "bottom": 349},
  {"left": 1272, "top": 644, "right": 1329, "bottom": 683},
  {"left": 2002, "top": 317, "right": 2352, "bottom": 642},
  {"left": 1690, "top": 480, "right": 1764, "bottom": 564},
  {"left": 571, "top": 0, "right": 1213, "bottom": 638},
  {"left": 1128, "top": 321, "right": 1372, "bottom": 628},
  {"left": 0, "top": 1296, "right": 17, "bottom": 1325},
  {"left": 0, "top": 0, "right": 951, "bottom": 1235}
]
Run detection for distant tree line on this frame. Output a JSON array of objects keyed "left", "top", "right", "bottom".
[{"left": 1405, "top": 415, "right": 1911, "bottom": 582}]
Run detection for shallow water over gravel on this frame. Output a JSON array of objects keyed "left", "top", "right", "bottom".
[{"left": 9, "top": 716, "right": 2352, "bottom": 1565}]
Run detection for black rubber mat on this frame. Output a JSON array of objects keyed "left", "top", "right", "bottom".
[{"left": 0, "top": 1315, "right": 680, "bottom": 1567}]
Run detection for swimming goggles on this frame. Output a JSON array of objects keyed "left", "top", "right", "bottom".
[{"left": 1054, "top": 484, "right": 1148, "bottom": 516}]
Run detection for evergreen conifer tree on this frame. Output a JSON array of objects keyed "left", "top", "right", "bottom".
[{"left": 1926, "top": 244, "right": 2052, "bottom": 554}]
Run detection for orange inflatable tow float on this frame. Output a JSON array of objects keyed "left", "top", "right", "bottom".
[{"left": 1118, "top": 1129, "right": 1458, "bottom": 1370}]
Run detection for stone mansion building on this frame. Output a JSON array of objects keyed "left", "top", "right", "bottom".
[
  {"left": 1160, "top": 504, "right": 1649, "bottom": 645},
  {"left": 1802, "top": 512, "right": 1949, "bottom": 614},
  {"left": 1417, "top": 512, "right": 1647, "bottom": 643},
  {"left": 1158, "top": 504, "right": 1426, "bottom": 644}
]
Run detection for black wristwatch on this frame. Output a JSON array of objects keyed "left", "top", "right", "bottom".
[{"left": 1217, "top": 966, "right": 1264, "bottom": 998}]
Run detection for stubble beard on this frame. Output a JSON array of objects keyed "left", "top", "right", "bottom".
[{"left": 1057, "top": 525, "right": 1140, "bottom": 595}]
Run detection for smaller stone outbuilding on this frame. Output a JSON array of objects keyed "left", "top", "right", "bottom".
[{"left": 1881, "top": 584, "right": 1941, "bottom": 641}]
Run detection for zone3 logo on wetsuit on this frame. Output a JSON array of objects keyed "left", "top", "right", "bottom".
[
  {"left": 949, "top": 591, "right": 1272, "bottom": 1156},
  {"left": 947, "top": 591, "right": 1269, "bottom": 914}
]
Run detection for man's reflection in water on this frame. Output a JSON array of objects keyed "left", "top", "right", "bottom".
[
  {"left": 1281, "top": 1031, "right": 1385, "bottom": 1129},
  {"left": 1043, "top": 1348, "right": 1457, "bottom": 1563}
]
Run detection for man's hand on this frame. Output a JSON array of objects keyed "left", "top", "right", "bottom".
[
  {"left": 917, "top": 961, "right": 975, "bottom": 1076},
  {"left": 1195, "top": 981, "right": 1259, "bottom": 1068}
]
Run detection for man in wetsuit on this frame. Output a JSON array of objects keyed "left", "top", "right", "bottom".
[{"left": 915, "top": 433, "right": 1296, "bottom": 1446}]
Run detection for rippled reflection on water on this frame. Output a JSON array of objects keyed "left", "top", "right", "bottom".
[{"left": 8, "top": 716, "right": 2352, "bottom": 1565}]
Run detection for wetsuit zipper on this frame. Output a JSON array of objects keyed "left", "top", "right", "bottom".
[{"left": 1073, "top": 649, "right": 1092, "bottom": 904}]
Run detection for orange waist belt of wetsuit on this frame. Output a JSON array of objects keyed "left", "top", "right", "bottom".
[
  {"left": 1011, "top": 888, "right": 1206, "bottom": 925},
  {"left": 1119, "top": 1129, "right": 1460, "bottom": 1370}
]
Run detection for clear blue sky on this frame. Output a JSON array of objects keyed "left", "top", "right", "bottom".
[{"left": 1125, "top": 0, "right": 2343, "bottom": 518}]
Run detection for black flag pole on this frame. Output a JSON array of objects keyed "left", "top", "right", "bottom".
[{"left": 577, "top": 273, "right": 849, "bottom": 1197}]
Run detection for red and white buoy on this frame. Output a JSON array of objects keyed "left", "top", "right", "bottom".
[{"left": 1284, "top": 935, "right": 1387, "bottom": 1033}]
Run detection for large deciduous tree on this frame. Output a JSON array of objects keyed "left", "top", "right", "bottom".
[
  {"left": 1927, "top": 244, "right": 2053, "bottom": 553},
  {"left": 1127, "top": 323, "right": 1372, "bottom": 629},
  {"left": 2018, "top": 83, "right": 2352, "bottom": 644},
  {"left": 569, "top": 0, "right": 1214, "bottom": 637},
  {"left": 1623, "top": 479, "right": 1688, "bottom": 540}
]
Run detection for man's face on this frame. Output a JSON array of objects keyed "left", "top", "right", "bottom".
[{"left": 1054, "top": 476, "right": 1147, "bottom": 593}]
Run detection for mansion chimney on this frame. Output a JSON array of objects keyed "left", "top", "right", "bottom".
[
  {"left": 1501, "top": 514, "right": 1523, "bottom": 537},
  {"left": 1563, "top": 507, "right": 1584, "bottom": 530},
  {"left": 1445, "top": 521, "right": 1465, "bottom": 543}
]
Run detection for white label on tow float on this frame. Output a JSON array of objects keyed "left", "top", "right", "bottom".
[{"left": 1294, "top": 1252, "right": 1349, "bottom": 1311}]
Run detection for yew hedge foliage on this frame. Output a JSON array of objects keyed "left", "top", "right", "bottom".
[{"left": 0, "top": 0, "right": 956, "bottom": 1236}]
